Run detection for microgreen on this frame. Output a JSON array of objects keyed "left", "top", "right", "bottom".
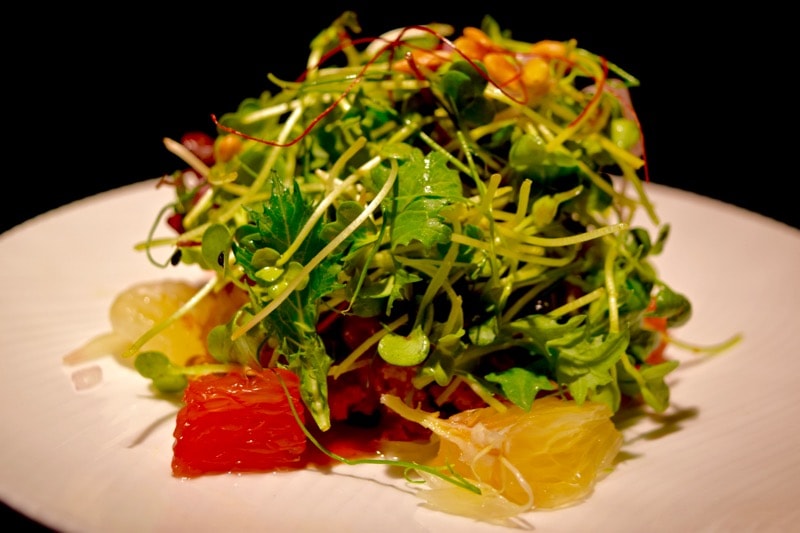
[
  {"left": 134, "top": 351, "right": 238, "bottom": 394},
  {"left": 132, "top": 13, "right": 723, "bottom": 431}
]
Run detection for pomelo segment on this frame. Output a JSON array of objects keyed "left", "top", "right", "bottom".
[
  {"left": 382, "top": 394, "right": 622, "bottom": 517},
  {"left": 108, "top": 279, "right": 247, "bottom": 366},
  {"left": 172, "top": 368, "right": 306, "bottom": 477}
]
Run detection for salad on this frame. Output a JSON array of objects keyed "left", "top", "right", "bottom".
[{"left": 64, "top": 11, "right": 735, "bottom": 523}]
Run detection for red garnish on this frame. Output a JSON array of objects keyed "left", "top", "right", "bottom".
[
  {"left": 166, "top": 213, "right": 184, "bottom": 234},
  {"left": 180, "top": 131, "right": 216, "bottom": 166},
  {"left": 171, "top": 368, "right": 306, "bottom": 477},
  {"left": 643, "top": 316, "right": 669, "bottom": 364}
]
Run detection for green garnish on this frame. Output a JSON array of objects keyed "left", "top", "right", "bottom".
[{"left": 130, "top": 12, "right": 738, "bottom": 431}]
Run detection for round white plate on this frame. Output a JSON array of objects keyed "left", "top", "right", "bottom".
[{"left": 1, "top": 180, "right": 799, "bottom": 532}]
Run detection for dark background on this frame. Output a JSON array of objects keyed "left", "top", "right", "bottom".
[
  {"left": 4, "top": 3, "right": 795, "bottom": 235},
  {"left": 1, "top": 2, "right": 790, "bottom": 530}
]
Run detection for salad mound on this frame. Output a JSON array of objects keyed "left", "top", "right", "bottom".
[{"left": 65, "top": 11, "right": 704, "bottom": 520}]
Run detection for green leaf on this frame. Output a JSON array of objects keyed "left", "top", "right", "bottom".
[
  {"left": 468, "top": 315, "right": 498, "bottom": 346},
  {"left": 392, "top": 209, "right": 452, "bottom": 249},
  {"left": 207, "top": 322, "right": 261, "bottom": 367},
  {"left": 395, "top": 149, "right": 464, "bottom": 208},
  {"left": 509, "top": 133, "right": 580, "bottom": 183},
  {"left": 441, "top": 70, "right": 473, "bottom": 107},
  {"left": 441, "top": 60, "right": 488, "bottom": 104},
  {"left": 506, "top": 313, "right": 587, "bottom": 358},
  {"left": 134, "top": 351, "right": 171, "bottom": 379},
  {"left": 648, "top": 283, "right": 692, "bottom": 327},
  {"left": 439, "top": 60, "right": 495, "bottom": 127},
  {"left": 201, "top": 224, "right": 232, "bottom": 273},
  {"left": 134, "top": 351, "right": 188, "bottom": 394},
  {"left": 386, "top": 267, "right": 422, "bottom": 315},
  {"left": 610, "top": 118, "right": 640, "bottom": 150},
  {"left": 638, "top": 360, "right": 679, "bottom": 411},
  {"left": 554, "top": 330, "right": 629, "bottom": 406},
  {"left": 377, "top": 148, "right": 463, "bottom": 250},
  {"left": 619, "top": 359, "right": 679, "bottom": 413},
  {"left": 378, "top": 325, "right": 431, "bottom": 366},
  {"left": 485, "top": 367, "right": 556, "bottom": 411},
  {"left": 152, "top": 374, "right": 189, "bottom": 394}
]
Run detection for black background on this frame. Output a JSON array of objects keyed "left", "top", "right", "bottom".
[
  {"left": 1, "top": 2, "right": 790, "bottom": 530},
  {"left": 4, "top": 3, "right": 795, "bottom": 235}
]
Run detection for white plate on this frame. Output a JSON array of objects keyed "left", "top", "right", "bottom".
[{"left": 1, "top": 180, "right": 799, "bottom": 532}]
